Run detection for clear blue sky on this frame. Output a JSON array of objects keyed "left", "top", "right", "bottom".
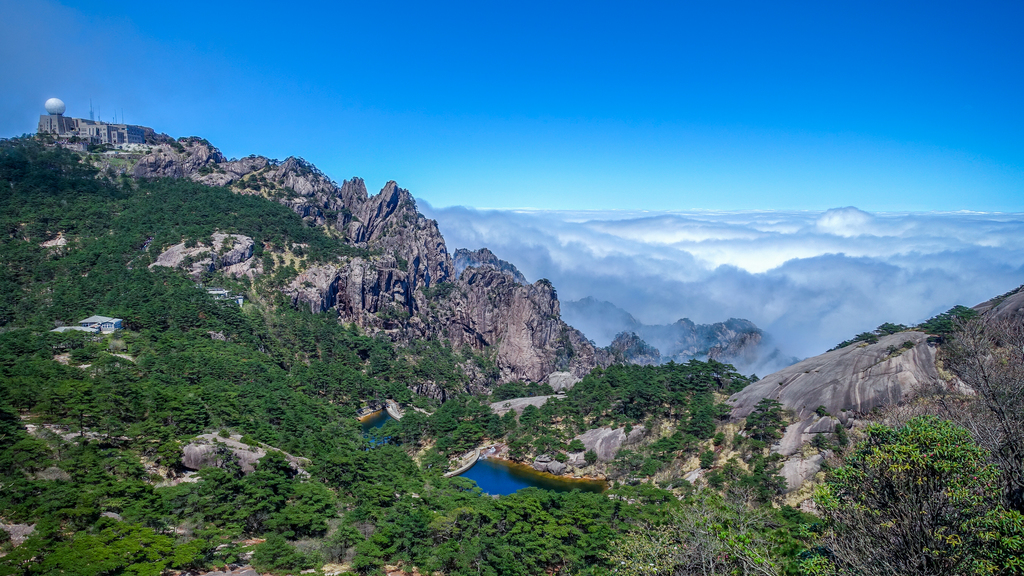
[{"left": 2, "top": 0, "right": 1022, "bottom": 211}]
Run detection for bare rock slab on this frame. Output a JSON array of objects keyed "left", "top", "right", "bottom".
[{"left": 729, "top": 331, "right": 939, "bottom": 420}]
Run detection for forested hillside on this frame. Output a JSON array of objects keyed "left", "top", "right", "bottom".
[{"left": 2, "top": 138, "right": 1023, "bottom": 576}]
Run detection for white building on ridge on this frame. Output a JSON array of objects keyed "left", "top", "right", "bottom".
[{"left": 37, "top": 98, "right": 145, "bottom": 146}]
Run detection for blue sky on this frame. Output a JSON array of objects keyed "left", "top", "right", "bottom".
[{"left": 2, "top": 0, "right": 1022, "bottom": 210}]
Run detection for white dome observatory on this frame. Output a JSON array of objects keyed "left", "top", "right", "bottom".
[{"left": 44, "top": 98, "right": 66, "bottom": 115}]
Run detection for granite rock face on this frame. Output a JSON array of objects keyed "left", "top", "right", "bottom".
[
  {"left": 131, "top": 138, "right": 225, "bottom": 179},
  {"left": 434, "top": 269, "right": 611, "bottom": 382},
  {"left": 974, "top": 284, "right": 1024, "bottom": 324},
  {"left": 490, "top": 394, "right": 564, "bottom": 417},
  {"left": 729, "top": 331, "right": 940, "bottom": 420},
  {"left": 181, "top": 434, "right": 309, "bottom": 475},
  {"left": 574, "top": 425, "right": 646, "bottom": 462},
  {"left": 780, "top": 454, "right": 826, "bottom": 493},
  {"left": 454, "top": 248, "right": 528, "bottom": 284},
  {"left": 150, "top": 233, "right": 255, "bottom": 279},
  {"left": 773, "top": 415, "right": 844, "bottom": 457},
  {"left": 129, "top": 138, "right": 607, "bottom": 387},
  {"left": 608, "top": 332, "right": 661, "bottom": 366},
  {"left": 546, "top": 371, "right": 581, "bottom": 392}
]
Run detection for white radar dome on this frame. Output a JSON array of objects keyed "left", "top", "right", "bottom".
[{"left": 44, "top": 98, "right": 66, "bottom": 115}]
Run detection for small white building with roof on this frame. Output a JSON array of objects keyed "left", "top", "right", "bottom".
[{"left": 78, "top": 315, "right": 123, "bottom": 333}]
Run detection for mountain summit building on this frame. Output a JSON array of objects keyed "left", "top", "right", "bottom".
[{"left": 37, "top": 98, "right": 144, "bottom": 146}]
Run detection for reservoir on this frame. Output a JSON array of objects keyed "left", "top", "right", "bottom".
[{"left": 458, "top": 457, "right": 607, "bottom": 495}]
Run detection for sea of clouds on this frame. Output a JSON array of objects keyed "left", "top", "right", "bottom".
[{"left": 420, "top": 204, "right": 1024, "bottom": 362}]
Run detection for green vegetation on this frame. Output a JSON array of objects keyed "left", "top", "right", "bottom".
[
  {"left": 808, "top": 416, "right": 1024, "bottom": 575},
  {"left": 3, "top": 138, "right": 1023, "bottom": 575}
]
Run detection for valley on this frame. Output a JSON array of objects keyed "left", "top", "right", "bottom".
[{"left": 1, "top": 135, "right": 1022, "bottom": 576}]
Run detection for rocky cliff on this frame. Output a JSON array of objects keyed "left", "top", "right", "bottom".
[
  {"left": 453, "top": 248, "right": 528, "bottom": 284},
  {"left": 423, "top": 269, "right": 611, "bottom": 382},
  {"left": 130, "top": 138, "right": 604, "bottom": 386},
  {"left": 607, "top": 331, "right": 662, "bottom": 366}
]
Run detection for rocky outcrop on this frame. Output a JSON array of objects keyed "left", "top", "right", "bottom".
[
  {"left": 0, "top": 523, "right": 35, "bottom": 547},
  {"left": 780, "top": 454, "right": 826, "bottom": 494},
  {"left": 454, "top": 248, "right": 528, "bottom": 284},
  {"left": 532, "top": 454, "right": 567, "bottom": 475},
  {"left": 129, "top": 138, "right": 606, "bottom": 387},
  {"left": 608, "top": 332, "right": 661, "bottom": 366},
  {"left": 131, "top": 138, "right": 225, "bottom": 179},
  {"left": 573, "top": 425, "right": 646, "bottom": 462},
  {"left": 974, "top": 284, "right": 1024, "bottom": 324},
  {"left": 150, "top": 233, "right": 255, "bottom": 279},
  {"left": 431, "top": 269, "right": 611, "bottom": 382},
  {"left": 729, "top": 331, "right": 940, "bottom": 420},
  {"left": 773, "top": 415, "right": 844, "bottom": 457},
  {"left": 181, "top": 434, "right": 309, "bottom": 475},
  {"left": 545, "top": 371, "right": 581, "bottom": 392},
  {"left": 490, "top": 394, "right": 564, "bottom": 417}
]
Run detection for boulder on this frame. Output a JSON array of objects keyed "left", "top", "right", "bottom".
[
  {"left": 574, "top": 425, "right": 646, "bottom": 462},
  {"left": 181, "top": 434, "right": 309, "bottom": 475},
  {"left": 546, "top": 371, "right": 581, "bottom": 392},
  {"left": 531, "top": 454, "right": 567, "bottom": 475},
  {"left": 150, "top": 233, "right": 255, "bottom": 279},
  {"left": 546, "top": 461, "right": 567, "bottom": 475},
  {"left": 780, "top": 454, "right": 825, "bottom": 493},
  {"left": 490, "top": 394, "right": 564, "bottom": 417}
]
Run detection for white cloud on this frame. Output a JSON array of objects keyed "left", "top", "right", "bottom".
[{"left": 421, "top": 203, "right": 1024, "bottom": 361}]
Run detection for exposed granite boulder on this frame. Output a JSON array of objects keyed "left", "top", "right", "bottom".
[
  {"left": 150, "top": 233, "right": 255, "bottom": 279},
  {"left": 454, "top": 247, "right": 528, "bottom": 284},
  {"left": 546, "top": 371, "right": 581, "bottom": 392},
  {"left": 574, "top": 425, "right": 646, "bottom": 462},
  {"left": 974, "top": 284, "right": 1024, "bottom": 324},
  {"left": 773, "top": 415, "right": 843, "bottom": 457},
  {"left": 780, "top": 454, "right": 826, "bottom": 493},
  {"left": 131, "top": 138, "right": 225, "bottom": 179},
  {"left": 532, "top": 454, "right": 552, "bottom": 470},
  {"left": 181, "top": 434, "right": 309, "bottom": 475},
  {"left": 0, "top": 523, "right": 35, "bottom": 547},
  {"left": 729, "top": 331, "right": 939, "bottom": 420},
  {"left": 490, "top": 394, "right": 564, "bottom": 417},
  {"left": 531, "top": 454, "right": 567, "bottom": 475}
]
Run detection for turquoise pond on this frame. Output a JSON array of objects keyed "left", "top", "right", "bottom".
[
  {"left": 358, "top": 411, "right": 606, "bottom": 495},
  {"left": 456, "top": 458, "right": 607, "bottom": 495}
]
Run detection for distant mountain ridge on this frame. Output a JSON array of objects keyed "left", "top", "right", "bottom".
[{"left": 562, "top": 296, "right": 795, "bottom": 374}]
